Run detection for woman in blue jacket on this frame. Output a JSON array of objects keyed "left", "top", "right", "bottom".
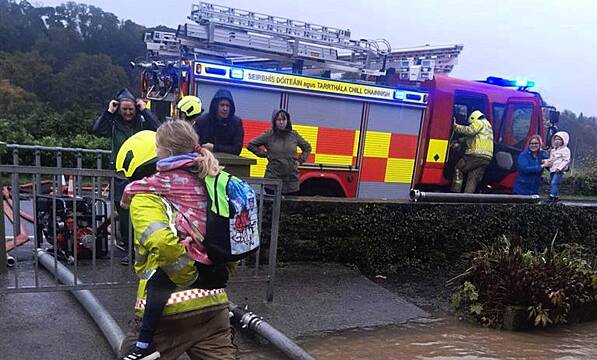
[{"left": 513, "top": 135, "right": 549, "bottom": 195}]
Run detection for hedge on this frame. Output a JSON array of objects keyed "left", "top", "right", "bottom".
[{"left": 271, "top": 199, "right": 597, "bottom": 275}]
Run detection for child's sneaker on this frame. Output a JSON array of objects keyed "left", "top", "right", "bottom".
[
  {"left": 544, "top": 196, "right": 559, "bottom": 205},
  {"left": 120, "top": 345, "right": 160, "bottom": 360}
]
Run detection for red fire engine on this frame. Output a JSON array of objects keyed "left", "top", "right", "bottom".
[{"left": 139, "top": 2, "right": 559, "bottom": 200}]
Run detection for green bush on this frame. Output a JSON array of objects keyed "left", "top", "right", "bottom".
[
  {"left": 450, "top": 237, "right": 597, "bottom": 328},
  {"left": 277, "top": 200, "right": 597, "bottom": 275}
]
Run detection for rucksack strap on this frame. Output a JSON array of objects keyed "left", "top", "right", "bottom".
[{"left": 205, "top": 172, "right": 231, "bottom": 217}]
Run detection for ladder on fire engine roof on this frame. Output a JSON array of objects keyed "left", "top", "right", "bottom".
[{"left": 144, "top": 1, "right": 464, "bottom": 79}]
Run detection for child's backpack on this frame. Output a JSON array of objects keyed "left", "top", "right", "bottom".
[{"left": 202, "top": 171, "right": 260, "bottom": 263}]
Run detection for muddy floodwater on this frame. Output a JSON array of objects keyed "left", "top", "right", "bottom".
[{"left": 239, "top": 318, "right": 597, "bottom": 359}]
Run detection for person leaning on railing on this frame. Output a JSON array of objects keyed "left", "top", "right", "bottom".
[
  {"left": 512, "top": 135, "right": 549, "bottom": 196},
  {"left": 92, "top": 88, "right": 161, "bottom": 265}
]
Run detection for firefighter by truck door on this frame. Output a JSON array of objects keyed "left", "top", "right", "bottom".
[{"left": 443, "top": 91, "right": 489, "bottom": 183}]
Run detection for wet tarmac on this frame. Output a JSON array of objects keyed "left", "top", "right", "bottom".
[{"left": 1, "top": 236, "right": 428, "bottom": 359}]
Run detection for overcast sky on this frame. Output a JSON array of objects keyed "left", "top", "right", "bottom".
[{"left": 38, "top": 0, "right": 597, "bottom": 116}]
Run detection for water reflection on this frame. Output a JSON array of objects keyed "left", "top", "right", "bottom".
[{"left": 239, "top": 319, "right": 597, "bottom": 359}]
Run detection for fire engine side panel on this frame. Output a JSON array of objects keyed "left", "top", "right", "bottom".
[
  {"left": 191, "top": 63, "right": 428, "bottom": 198},
  {"left": 358, "top": 104, "right": 424, "bottom": 199},
  {"left": 195, "top": 82, "right": 283, "bottom": 176},
  {"left": 287, "top": 94, "right": 363, "bottom": 167}
]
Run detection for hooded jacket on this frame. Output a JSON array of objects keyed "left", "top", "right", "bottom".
[
  {"left": 92, "top": 89, "right": 160, "bottom": 164},
  {"left": 247, "top": 109, "right": 312, "bottom": 193},
  {"left": 548, "top": 131, "right": 571, "bottom": 173},
  {"left": 453, "top": 110, "right": 494, "bottom": 160},
  {"left": 193, "top": 89, "right": 244, "bottom": 155},
  {"left": 93, "top": 90, "right": 161, "bottom": 200}
]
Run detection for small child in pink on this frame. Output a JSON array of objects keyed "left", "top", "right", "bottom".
[
  {"left": 121, "top": 151, "right": 215, "bottom": 264},
  {"left": 543, "top": 131, "right": 571, "bottom": 203}
]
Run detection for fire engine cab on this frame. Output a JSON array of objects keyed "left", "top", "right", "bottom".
[{"left": 138, "top": 2, "right": 559, "bottom": 199}]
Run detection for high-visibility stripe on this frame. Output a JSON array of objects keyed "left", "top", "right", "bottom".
[
  {"left": 135, "top": 287, "right": 228, "bottom": 317},
  {"left": 293, "top": 125, "right": 319, "bottom": 154},
  {"left": 314, "top": 154, "right": 354, "bottom": 166},
  {"left": 242, "top": 119, "right": 422, "bottom": 185},
  {"left": 216, "top": 172, "right": 230, "bottom": 217},
  {"left": 162, "top": 253, "right": 193, "bottom": 275},
  {"left": 242, "top": 148, "right": 268, "bottom": 177},
  {"left": 139, "top": 269, "right": 156, "bottom": 280},
  {"left": 353, "top": 130, "right": 360, "bottom": 157},
  {"left": 205, "top": 172, "right": 231, "bottom": 217},
  {"left": 363, "top": 131, "right": 391, "bottom": 158},
  {"left": 385, "top": 158, "right": 415, "bottom": 183},
  {"left": 136, "top": 288, "right": 227, "bottom": 309},
  {"left": 139, "top": 222, "right": 168, "bottom": 246}
]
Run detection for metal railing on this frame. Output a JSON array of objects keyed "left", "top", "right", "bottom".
[{"left": 0, "top": 144, "right": 282, "bottom": 301}]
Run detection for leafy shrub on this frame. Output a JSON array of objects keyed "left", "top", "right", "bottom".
[
  {"left": 451, "top": 235, "right": 597, "bottom": 328},
  {"left": 277, "top": 201, "right": 597, "bottom": 276}
]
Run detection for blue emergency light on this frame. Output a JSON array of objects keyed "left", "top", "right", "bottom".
[
  {"left": 230, "top": 68, "right": 244, "bottom": 79},
  {"left": 204, "top": 67, "right": 227, "bottom": 76},
  {"left": 394, "top": 90, "right": 406, "bottom": 100},
  {"left": 485, "top": 76, "right": 535, "bottom": 88}
]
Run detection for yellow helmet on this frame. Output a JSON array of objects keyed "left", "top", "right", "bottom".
[
  {"left": 115, "top": 130, "right": 157, "bottom": 179},
  {"left": 176, "top": 95, "right": 202, "bottom": 118},
  {"left": 469, "top": 110, "right": 486, "bottom": 123}
]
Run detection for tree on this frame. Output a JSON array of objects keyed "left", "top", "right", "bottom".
[
  {"left": 48, "top": 53, "right": 129, "bottom": 110},
  {"left": 0, "top": 51, "right": 53, "bottom": 96}
]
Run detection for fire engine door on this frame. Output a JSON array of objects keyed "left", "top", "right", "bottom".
[
  {"left": 443, "top": 91, "right": 489, "bottom": 181},
  {"left": 485, "top": 98, "right": 538, "bottom": 184}
]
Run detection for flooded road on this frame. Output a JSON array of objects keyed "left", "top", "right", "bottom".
[{"left": 240, "top": 319, "right": 597, "bottom": 359}]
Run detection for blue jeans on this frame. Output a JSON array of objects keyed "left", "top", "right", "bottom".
[{"left": 550, "top": 171, "right": 563, "bottom": 197}]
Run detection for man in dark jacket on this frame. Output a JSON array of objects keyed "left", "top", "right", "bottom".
[
  {"left": 92, "top": 88, "right": 160, "bottom": 265},
  {"left": 193, "top": 89, "right": 244, "bottom": 155}
]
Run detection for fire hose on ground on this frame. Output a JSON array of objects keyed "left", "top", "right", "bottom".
[
  {"left": 36, "top": 249, "right": 315, "bottom": 360},
  {"left": 6, "top": 255, "right": 16, "bottom": 267},
  {"left": 410, "top": 189, "right": 541, "bottom": 203},
  {"left": 36, "top": 249, "right": 125, "bottom": 354},
  {"left": 229, "top": 302, "right": 316, "bottom": 360}
]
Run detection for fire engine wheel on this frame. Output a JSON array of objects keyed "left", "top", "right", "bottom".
[{"left": 300, "top": 179, "right": 345, "bottom": 197}]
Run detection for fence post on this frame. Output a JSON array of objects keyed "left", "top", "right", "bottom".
[
  {"left": 0, "top": 195, "right": 6, "bottom": 273},
  {"left": 266, "top": 181, "right": 282, "bottom": 302},
  {"left": 11, "top": 149, "right": 20, "bottom": 242},
  {"left": 0, "top": 142, "right": 6, "bottom": 272}
]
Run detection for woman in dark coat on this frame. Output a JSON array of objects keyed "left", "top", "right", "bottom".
[
  {"left": 247, "top": 109, "right": 311, "bottom": 194},
  {"left": 513, "top": 135, "right": 549, "bottom": 195}
]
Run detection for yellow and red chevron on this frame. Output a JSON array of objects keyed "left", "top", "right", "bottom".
[{"left": 242, "top": 119, "right": 417, "bottom": 184}]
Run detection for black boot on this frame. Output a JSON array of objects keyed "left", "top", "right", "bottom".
[{"left": 119, "top": 344, "right": 160, "bottom": 360}]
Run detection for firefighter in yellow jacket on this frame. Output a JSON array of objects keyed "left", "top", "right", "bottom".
[
  {"left": 451, "top": 110, "right": 494, "bottom": 193},
  {"left": 115, "top": 130, "right": 234, "bottom": 360}
]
